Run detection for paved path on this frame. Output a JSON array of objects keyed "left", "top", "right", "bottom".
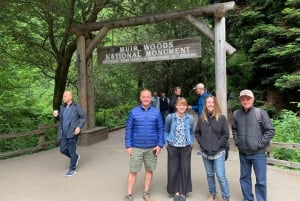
[{"left": 0, "top": 129, "right": 299, "bottom": 201}]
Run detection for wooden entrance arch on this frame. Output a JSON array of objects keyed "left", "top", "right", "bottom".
[{"left": 70, "top": 2, "right": 236, "bottom": 129}]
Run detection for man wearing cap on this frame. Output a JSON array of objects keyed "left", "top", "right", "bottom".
[
  {"left": 188, "top": 83, "right": 210, "bottom": 117},
  {"left": 232, "top": 89, "right": 275, "bottom": 201}
]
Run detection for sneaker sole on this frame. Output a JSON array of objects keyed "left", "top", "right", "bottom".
[
  {"left": 76, "top": 155, "right": 80, "bottom": 168},
  {"left": 64, "top": 171, "right": 76, "bottom": 177}
]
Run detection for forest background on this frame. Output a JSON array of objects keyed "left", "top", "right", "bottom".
[{"left": 0, "top": 0, "right": 299, "bottom": 163}]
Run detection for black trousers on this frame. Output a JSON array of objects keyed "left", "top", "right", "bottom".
[{"left": 167, "top": 144, "right": 192, "bottom": 195}]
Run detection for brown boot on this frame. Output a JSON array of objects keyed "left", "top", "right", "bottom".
[{"left": 207, "top": 194, "right": 217, "bottom": 201}]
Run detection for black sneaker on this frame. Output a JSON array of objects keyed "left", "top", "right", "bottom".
[
  {"left": 123, "top": 195, "right": 133, "bottom": 201},
  {"left": 143, "top": 192, "right": 153, "bottom": 201},
  {"left": 173, "top": 195, "right": 180, "bottom": 201}
]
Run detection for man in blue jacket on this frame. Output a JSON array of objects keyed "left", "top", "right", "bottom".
[
  {"left": 124, "top": 89, "right": 164, "bottom": 201},
  {"left": 188, "top": 83, "right": 210, "bottom": 117},
  {"left": 53, "top": 90, "right": 87, "bottom": 177}
]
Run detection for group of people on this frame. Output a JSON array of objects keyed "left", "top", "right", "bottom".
[
  {"left": 53, "top": 87, "right": 275, "bottom": 201},
  {"left": 123, "top": 87, "right": 275, "bottom": 201}
]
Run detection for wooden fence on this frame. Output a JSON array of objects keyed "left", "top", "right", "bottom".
[
  {"left": 1, "top": 126, "right": 300, "bottom": 169},
  {"left": 0, "top": 124, "right": 58, "bottom": 158},
  {"left": 229, "top": 138, "right": 300, "bottom": 169}
]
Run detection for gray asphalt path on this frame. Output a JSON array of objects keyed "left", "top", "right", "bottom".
[{"left": 0, "top": 129, "right": 299, "bottom": 201}]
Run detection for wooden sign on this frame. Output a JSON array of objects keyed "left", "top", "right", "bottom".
[{"left": 97, "top": 37, "right": 201, "bottom": 64}]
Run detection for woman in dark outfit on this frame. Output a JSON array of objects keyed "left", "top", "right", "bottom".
[{"left": 164, "top": 98, "right": 194, "bottom": 201}]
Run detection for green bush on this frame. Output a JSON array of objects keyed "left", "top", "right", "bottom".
[
  {"left": 272, "top": 109, "right": 300, "bottom": 163},
  {"left": 95, "top": 102, "right": 137, "bottom": 129}
]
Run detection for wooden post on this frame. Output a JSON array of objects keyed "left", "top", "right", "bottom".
[
  {"left": 38, "top": 125, "right": 45, "bottom": 149},
  {"left": 77, "top": 35, "right": 88, "bottom": 128},
  {"left": 214, "top": 16, "right": 227, "bottom": 117},
  {"left": 86, "top": 38, "right": 95, "bottom": 128}
]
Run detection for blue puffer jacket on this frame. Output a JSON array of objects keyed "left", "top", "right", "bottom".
[{"left": 125, "top": 105, "right": 164, "bottom": 148}]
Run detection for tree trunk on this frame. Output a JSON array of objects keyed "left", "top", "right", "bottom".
[{"left": 52, "top": 40, "right": 77, "bottom": 110}]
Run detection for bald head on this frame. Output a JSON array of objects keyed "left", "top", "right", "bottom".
[{"left": 63, "top": 91, "right": 73, "bottom": 105}]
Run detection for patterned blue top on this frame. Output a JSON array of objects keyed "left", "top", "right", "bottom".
[{"left": 171, "top": 115, "right": 188, "bottom": 147}]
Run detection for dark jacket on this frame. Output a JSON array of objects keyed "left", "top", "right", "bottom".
[
  {"left": 168, "top": 95, "right": 181, "bottom": 113},
  {"left": 232, "top": 107, "right": 275, "bottom": 155},
  {"left": 125, "top": 105, "right": 164, "bottom": 149},
  {"left": 58, "top": 102, "right": 87, "bottom": 139},
  {"left": 195, "top": 114, "right": 229, "bottom": 155},
  {"left": 160, "top": 97, "right": 169, "bottom": 113}
]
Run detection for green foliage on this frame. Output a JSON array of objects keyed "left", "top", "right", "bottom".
[
  {"left": 95, "top": 102, "right": 137, "bottom": 128},
  {"left": 275, "top": 74, "right": 300, "bottom": 90},
  {"left": 227, "top": 0, "right": 300, "bottom": 110},
  {"left": 272, "top": 109, "right": 300, "bottom": 162}
]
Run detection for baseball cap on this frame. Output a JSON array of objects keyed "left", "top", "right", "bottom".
[
  {"left": 239, "top": 89, "right": 254, "bottom": 98},
  {"left": 193, "top": 83, "right": 205, "bottom": 90}
]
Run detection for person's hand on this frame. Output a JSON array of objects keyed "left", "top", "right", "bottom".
[
  {"left": 127, "top": 147, "right": 133, "bottom": 156},
  {"left": 153, "top": 146, "right": 161, "bottom": 156},
  {"left": 74, "top": 127, "right": 81, "bottom": 135}
]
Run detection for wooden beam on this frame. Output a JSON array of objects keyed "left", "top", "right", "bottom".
[
  {"left": 86, "top": 26, "right": 110, "bottom": 59},
  {"left": 214, "top": 16, "right": 227, "bottom": 117},
  {"left": 70, "top": 2, "right": 235, "bottom": 34},
  {"left": 185, "top": 15, "right": 236, "bottom": 56}
]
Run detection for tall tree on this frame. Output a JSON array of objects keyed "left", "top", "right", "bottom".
[
  {"left": 1, "top": 0, "right": 111, "bottom": 110},
  {"left": 227, "top": 0, "right": 300, "bottom": 110}
]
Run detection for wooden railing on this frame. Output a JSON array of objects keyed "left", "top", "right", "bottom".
[
  {"left": 0, "top": 124, "right": 58, "bottom": 158},
  {"left": 229, "top": 138, "right": 300, "bottom": 169},
  {"left": 1, "top": 125, "right": 300, "bottom": 169},
  {"left": 266, "top": 142, "right": 300, "bottom": 169}
]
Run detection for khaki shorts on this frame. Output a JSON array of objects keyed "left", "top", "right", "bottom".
[{"left": 129, "top": 147, "right": 157, "bottom": 172}]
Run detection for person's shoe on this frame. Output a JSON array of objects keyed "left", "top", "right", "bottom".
[
  {"left": 173, "top": 195, "right": 180, "bottom": 201},
  {"left": 123, "top": 194, "right": 133, "bottom": 201},
  {"left": 143, "top": 192, "right": 153, "bottom": 201},
  {"left": 179, "top": 194, "right": 186, "bottom": 201},
  {"left": 207, "top": 194, "right": 217, "bottom": 201},
  {"left": 76, "top": 155, "right": 80, "bottom": 168},
  {"left": 64, "top": 170, "right": 76, "bottom": 177}
]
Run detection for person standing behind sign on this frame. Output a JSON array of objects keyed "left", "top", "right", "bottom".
[
  {"left": 169, "top": 87, "right": 182, "bottom": 114},
  {"left": 124, "top": 89, "right": 164, "bottom": 201},
  {"left": 195, "top": 95, "right": 230, "bottom": 201},
  {"left": 188, "top": 83, "right": 210, "bottom": 117},
  {"left": 164, "top": 97, "right": 194, "bottom": 201},
  {"left": 151, "top": 91, "right": 160, "bottom": 109},
  {"left": 232, "top": 89, "right": 275, "bottom": 201},
  {"left": 159, "top": 92, "right": 170, "bottom": 122}
]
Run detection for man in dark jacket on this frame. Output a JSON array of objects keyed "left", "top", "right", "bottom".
[
  {"left": 53, "top": 90, "right": 87, "bottom": 177},
  {"left": 169, "top": 86, "right": 182, "bottom": 113},
  {"left": 124, "top": 89, "right": 164, "bottom": 201},
  {"left": 232, "top": 89, "right": 275, "bottom": 201}
]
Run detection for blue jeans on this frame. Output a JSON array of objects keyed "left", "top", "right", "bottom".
[
  {"left": 60, "top": 135, "right": 79, "bottom": 171},
  {"left": 202, "top": 154, "right": 230, "bottom": 200},
  {"left": 239, "top": 153, "right": 267, "bottom": 201}
]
